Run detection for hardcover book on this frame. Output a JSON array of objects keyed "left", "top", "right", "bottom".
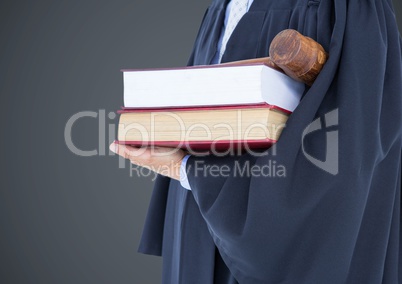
[
  {"left": 122, "top": 63, "right": 305, "bottom": 111},
  {"left": 116, "top": 63, "right": 305, "bottom": 151}
]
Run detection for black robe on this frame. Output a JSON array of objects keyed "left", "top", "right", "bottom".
[{"left": 138, "top": 0, "right": 402, "bottom": 283}]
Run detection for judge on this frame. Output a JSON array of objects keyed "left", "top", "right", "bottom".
[{"left": 110, "top": 0, "right": 402, "bottom": 283}]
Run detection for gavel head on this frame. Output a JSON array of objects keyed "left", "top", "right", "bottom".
[{"left": 269, "top": 29, "right": 328, "bottom": 86}]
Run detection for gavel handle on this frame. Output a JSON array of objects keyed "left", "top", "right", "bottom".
[{"left": 220, "top": 57, "right": 282, "bottom": 72}]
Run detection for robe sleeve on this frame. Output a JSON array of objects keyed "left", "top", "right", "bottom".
[
  {"left": 137, "top": 175, "right": 171, "bottom": 256},
  {"left": 186, "top": 0, "right": 402, "bottom": 282}
]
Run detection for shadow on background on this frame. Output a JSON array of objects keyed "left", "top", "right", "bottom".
[{"left": 0, "top": 1, "right": 401, "bottom": 283}]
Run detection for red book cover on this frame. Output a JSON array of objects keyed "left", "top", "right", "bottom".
[
  {"left": 117, "top": 103, "right": 292, "bottom": 115},
  {"left": 115, "top": 103, "right": 287, "bottom": 152},
  {"left": 114, "top": 139, "right": 276, "bottom": 153}
]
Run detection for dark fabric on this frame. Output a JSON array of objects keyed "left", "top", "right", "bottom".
[{"left": 138, "top": 0, "right": 402, "bottom": 283}]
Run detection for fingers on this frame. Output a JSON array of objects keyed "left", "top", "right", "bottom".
[
  {"left": 109, "top": 142, "right": 184, "bottom": 180},
  {"left": 109, "top": 142, "right": 149, "bottom": 163}
]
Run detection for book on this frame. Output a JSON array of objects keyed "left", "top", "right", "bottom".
[
  {"left": 116, "top": 104, "right": 289, "bottom": 152},
  {"left": 122, "top": 63, "right": 305, "bottom": 112}
]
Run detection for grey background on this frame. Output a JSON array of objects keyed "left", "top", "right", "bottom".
[{"left": 0, "top": 1, "right": 401, "bottom": 283}]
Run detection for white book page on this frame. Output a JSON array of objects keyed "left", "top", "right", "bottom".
[
  {"left": 123, "top": 66, "right": 264, "bottom": 107},
  {"left": 123, "top": 65, "right": 305, "bottom": 109},
  {"left": 261, "top": 67, "right": 305, "bottom": 111}
]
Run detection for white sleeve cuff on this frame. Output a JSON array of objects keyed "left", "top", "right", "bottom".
[{"left": 179, "top": 155, "right": 192, "bottom": 190}]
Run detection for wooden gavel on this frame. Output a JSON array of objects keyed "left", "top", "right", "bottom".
[{"left": 222, "top": 29, "right": 328, "bottom": 86}]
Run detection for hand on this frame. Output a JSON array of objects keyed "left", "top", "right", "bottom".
[{"left": 109, "top": 142, "right": 187, "bottom": 181}]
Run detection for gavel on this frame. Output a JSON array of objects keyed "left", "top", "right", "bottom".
[{"left": 221, "top": 29, "right": 328, "bottom": 86}]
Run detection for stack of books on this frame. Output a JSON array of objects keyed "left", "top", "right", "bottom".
[{"left": 115, "top": 63, "right": 305, "bottom": 152}]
